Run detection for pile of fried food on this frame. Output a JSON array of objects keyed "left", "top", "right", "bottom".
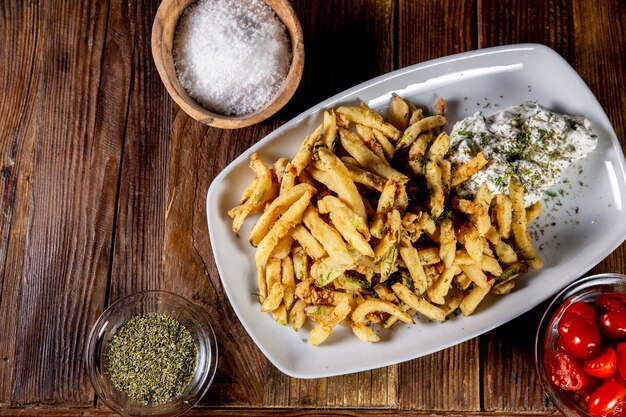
[{"left": 228, "top": 96, "right": 544, "bottom": 346}]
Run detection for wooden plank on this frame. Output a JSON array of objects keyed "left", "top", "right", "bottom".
[
  {"left": 398, "top": 339, "right": 480, "bottom": 411},
  {"left": 398, "top": 0, "right": 476, "bottom": 67},
  {"left": 0, "top": 407, "right": 561, "bottom": 416},
  {"left": 106, "top": 0, "right": 172, "bottom": 301},
  {"left": 286, "top": 0, "right": 395, "bottom": 113},
  {"left": 482, "top": 308, "right": 553, "bottom": 412},
  {"left": 0, "top": 0, "right": 115, "bottom": 405},
  {"left": 0, "top": 0, "right": 44, "bottom": 402},
  {"left": 477, "top": 0, "right": 574, "bottom": 59},
  {"left": 396, "top": 0, "right": 479, "bottom": 411},
  {"left": 262, "top": 367, "right": 396, "bottom": 408}
]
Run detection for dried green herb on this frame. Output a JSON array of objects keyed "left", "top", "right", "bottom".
[{"left": 104, "top": 313, "right": 197, "bottom": 405}]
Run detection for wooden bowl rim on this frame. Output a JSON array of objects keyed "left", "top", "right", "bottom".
[{"left": 151, "top": 0, "right": 304, "bottom": 129}]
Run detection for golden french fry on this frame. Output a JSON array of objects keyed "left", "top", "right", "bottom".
[
  {"left": 494, "top": 194, "right": 513, "bottom": 239},
  {"left": 458, "top": 223, "right": 482, "bottom": 263},
  {"left": 279, "top": 167, "right": 296, "bottom": 193},
  {"left": 396, "top": 115, "right": 447, "bottom": 149},
  {"left": 426, "top": 160, "right": 444, "bottom": 217},
  {"left": 429, "top": 132, "right": 450, "bottom": 162},
  {"left": 509, "top": 177, "right": 543, "bottom": 269},
  {"left": 315, "top": 148, "right": 367, "bottom": 221},
  {"left": 292, "top": 246, "right": 309, "bottom": 282},
  {"left": 454, "top": 250, "right": 476, "bottom": 266},
  {"left": 249, "top": 183, "right": 316, "bottom": 246},
  {"left": 492, "top": 280, "right": 516, "bottom": 295},
  {"left": 391, "top": 282, "right": 446, "bottom": 322},
  {"left": 418, "top": 247, "right": 441, "bottom": 265},
  {"left": 408, "top": 132, "right": 434, "bottom": 176},
  {"left": 291, "top": 124, "right": 323, "bottom": 175},
  {"left": 265, "top": 257, "right": 282, "bottom": 293},
  {"left": 311, "top": 257, "right": 350, "bottom": 287},
  {"left": 282, "top": 256, "right": 295, "bottom": 310},
  {"left": 228, "top": 154, "right": 275, "bottom": 232},
  {"left": 373, "top": 128, "right": 395, "bottom": 160},
  {"left": 305, "top": 305, "right": 334, "bottom": 322},
  {"left": 322, "top": 110, "right": 338, "bottom": 151},
  {"left": 426, "top": 266, "right": 457, "bottom": 305},
  {"left": 309, "top": 298, "right": 352, "bottom": 346},
  {"left": 239, "top": 177, "right": 258, "bottom": 204},
  {"left": 399, "top": 245, "right": 429, "bottom": 294},
  {"left": 459, "top": 263, "right": 489, "bottom": 288},
  {"left": 255, "top": 191, "right": 313, "bottom": 267},
  {"left": 272, "top": 304, "right": 287, "bottom": 325},
  {"left": 340, "top": 157, "right": 386, "bottom": 192},
  {"left": 270, "top": 235, "right": 294, "bottom": 259},
  {"left": 289, "top": 299, "right": 307, "bottom": 330},
  {"left": 291, "top": 225, "right": 326, "bottom": 260},
  {"left": 374, "top": 210, "right": 401, "bottom": 281},
  {"left": 351, "top": 321, "right": 380, "bottom": 342},
  {"left": 356, "top": 124, "right": 389, "bottom": 165},
  {"left": 459, "top": 283, "right": 493, "bottom": 316},
  {"left": 408, "top": 107, "right": 423, "bottom": 125},
  {"left": 273, "top": 158, "right": 289, "bottom": 183},
  {"left": 388, "top": 94, "right": 410, "bottom": 131},
  {"left": 441, "top": 291, "right": 465, "bottom": 316},
  {"left": 269, "top": 302, "right": 286, "bottom": 322},
  {"left": 439, "top": 219, "right": 456, "bottom": 268},
  {"left": 318, "top": 195, "right": 370, "bottom": 239},
  {"left": 303, "top": 206, "right": 354, "bottom": 266},
  {"left": 336, "top": 106, "right": 401, "bottom": 140},
  {"left": 328, "top": 211, "right": 374, "bottom": 257},
  {"left": 261, "top": 282, "right": 284, "bottom": 312},
  {"left": 455, "top": 272, "right": 472, "bottom": 290},
  {"left": 480, "top": 255, "right": 503, "bottom": 277},
  {"left": 440, "top": 159, "right": 451, "bottom": 196},
  {"left": 351, "top": 299, "right": 413, "bottom": 324},
  {"left": 339, "top": 128, "right": 408, "bottom": 182},
  {"left": 475, "top": 183, "right": 492, "bottom": 210},
  {"left": 451, "top": 152, "right": 488, "bottom": 187},
  {"left": 526, "top": 201, "right": 543, "bottom": 223}
]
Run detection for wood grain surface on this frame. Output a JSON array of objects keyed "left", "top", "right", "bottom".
[{"left": 0, "top": 0, "right": 624, "bottom": 415}]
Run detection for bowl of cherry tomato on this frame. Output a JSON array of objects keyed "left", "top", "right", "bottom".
[{"left": 536, "top": 273, "right": 626, "bottom": 417}]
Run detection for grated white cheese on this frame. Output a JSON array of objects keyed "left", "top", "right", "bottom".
[
  {"left": 449, "top": 103, "right": 598, "bottom": 206},
  {"left": 173, "top": 0, "right": 292, "bottom": 116}
]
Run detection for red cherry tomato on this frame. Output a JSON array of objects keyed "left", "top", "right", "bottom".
[
  {"left": 616, "top": 343, "right": 626, "bottom": 380},
  {"left": 585, "top": 347, "right": 618, "bottom": 378},
  {"left": 580, "top": 379, "right": 602, "bottom": 407},
  {"left": 558, "top": 308, "right": 601, "bottom": 359},
  {"left": 547, "top": 351, "right": 594, "bottom": 391},
  {"left": 596, "top": 294, "right": 626, "bottom": 313},
  {"left": 567, "top": 301, "right": 598, "bottom": 323},
  {"left": 588, "top": 381, "right": 626, "bottom": 417},
  {"left": 600, "top": 311, "right": 626, "bottom": 339}
]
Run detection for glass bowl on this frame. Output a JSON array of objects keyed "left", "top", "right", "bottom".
[
  {"left": 85, "top": 291, "right": 218, "bottom": 417},
  {"left": 535, "top": 273, "right": 626, "bottom": 417}
]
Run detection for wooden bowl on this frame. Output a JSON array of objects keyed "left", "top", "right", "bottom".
[{"left": 151, "top": 0, "right": 304, "bottom": 129}]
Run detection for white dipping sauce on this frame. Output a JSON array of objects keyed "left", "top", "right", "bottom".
[{"left": 448, "top": 103, "right": 598, "bottom": 206}]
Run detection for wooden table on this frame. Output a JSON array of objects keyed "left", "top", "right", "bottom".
[{"left": 1, "top": 0, "right": 624, "bottom": 415}]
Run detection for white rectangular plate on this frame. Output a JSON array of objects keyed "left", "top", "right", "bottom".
[{"left": 206, "top": 44, "right": 626, "bottom": 379}]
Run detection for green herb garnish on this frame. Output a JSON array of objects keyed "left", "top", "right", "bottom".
[{"left": 105, "top": 313, "right": 197, "bottom": 405}]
